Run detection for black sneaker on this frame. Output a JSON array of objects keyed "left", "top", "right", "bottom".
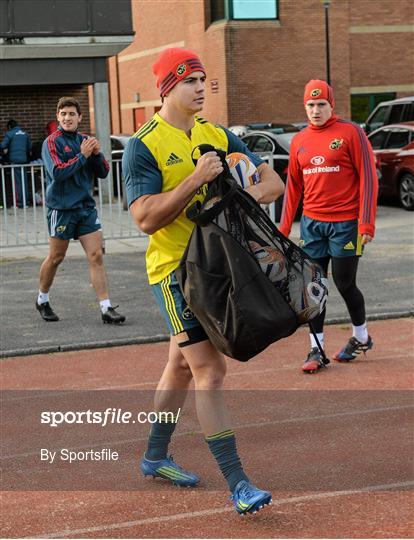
[
  {"left": 333, "top": 335, "right": 373, "bottom": 362},
  {"left": 36, "top": 301, "right": 59, "bottom": 322},
  {"left": 302, "top": 347, "right": 329, "bottom": 374},
  {"left": 102, "top": 306, "right": 126, "bottom": 324}
]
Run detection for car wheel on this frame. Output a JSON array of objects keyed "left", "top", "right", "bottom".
[{"left": 399, "top": 173, "right": 414, "bottom": 211}]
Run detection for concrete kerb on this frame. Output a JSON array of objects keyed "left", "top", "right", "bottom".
[
  {"left": 1, "top": 311, "right": 412, "bottom": 360},
  {"left": 0, "top": 334, "right": 170, "bottom": 360},
  {"left": 0, "top": 236, "right": 149, "bottom": 260}
]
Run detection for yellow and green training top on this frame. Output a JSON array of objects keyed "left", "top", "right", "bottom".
[{"left": 122, "top": 113, "right": 263, "bottom": 284}]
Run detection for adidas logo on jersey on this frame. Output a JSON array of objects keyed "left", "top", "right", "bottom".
[
  {"left": 166, "top": 152, "right": 183, "bottom": 166},
  {"left": 344, "top": 241, "right": 355, "bottom": 250}
]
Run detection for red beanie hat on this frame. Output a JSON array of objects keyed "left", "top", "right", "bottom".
[
  {"left": 304, "top": 79, "right": 334, "bottom": 107},
  {"left": 152, "top": 47, "right": 206, "bottom": 97}
]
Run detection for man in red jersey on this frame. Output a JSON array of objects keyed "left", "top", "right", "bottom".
[{"left": 279, "top": 80, "right": 378, "bottom": 373}]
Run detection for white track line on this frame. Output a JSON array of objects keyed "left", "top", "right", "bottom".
[
  {"left": 97, "top": 353, "right": 413, "bottom": 389},
  {"left": 28, "top": 480, "right": 414, "bottom": 539},
  {"left": 4, "top": 353, "right": 412, "bottom": 395},
  {"left": 3, "top": 403, "right": 413, "bottom": 460}
]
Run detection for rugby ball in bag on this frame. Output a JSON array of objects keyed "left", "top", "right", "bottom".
[
  {"left": 226, "top": 152, "right": 260, "bottom": 188},
  {"left": 248, "top": 241, "right": 288, "bottom": 282}
]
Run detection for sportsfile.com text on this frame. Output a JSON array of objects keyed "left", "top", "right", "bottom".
[{"left": 40, "top": 408, "right": 181, "bottom": 427}]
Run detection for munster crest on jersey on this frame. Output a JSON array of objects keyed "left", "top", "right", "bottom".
[{"left": 329, "top": 138, "right": 343, "bottom": 150}]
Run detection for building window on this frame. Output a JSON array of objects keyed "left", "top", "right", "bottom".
[
  {"left": 210, "top": 0, "right": 278, "bottom": 23},
  {"left": 231, "top": 0, "right": 277, "bottom": 19},
  {"left": 386, "top": 129, "right": 410, "bottom": 149},
  {"left": 351, "top": 93, "right": 396, "bottom": 123},
  {"left": 368, "top": 130, "right": 387, "bottom": 150}
]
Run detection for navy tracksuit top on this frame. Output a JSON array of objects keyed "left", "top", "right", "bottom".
[
  {"left": 41, "top": 127, "right": 110, "bottom": 210},
  {"left": 0, "top": 125, "right": 32, "bottom": 163}
]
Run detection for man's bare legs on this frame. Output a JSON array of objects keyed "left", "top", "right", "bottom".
[
  {"left": 37, "top": 231, "right": 124, "bottom": 323},
  {"left": 154, "top": 337, "right": 193, "bottom": 414},
  {"left": 39, "top": 231, "right": 108, "bottom": 299},
  {"left": 79, "top": 230, "right": 108, "bottom": 300},
  {"left": 36, "top": 237, "right": 69, "bottom": 321},
  {"left": 176, "top": 338, "right": 230, "bottom": 434},
  {"left": 79, "top": 230, "right": 125, "bottom": 323},
  {"left": 143, "top": 336, "right": 254, "bottom": 496},
  {"left": 39, "top": 237, "right": 70, "bottom": 293},
  {"left": 152, "top": 336, "right": 229, "bottom": 433}
]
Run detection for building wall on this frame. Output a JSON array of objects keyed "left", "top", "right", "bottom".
[
  {"left": 225, "top": 1, "right": 351, "bottom": 124},
  {"left": 106, "top": 0, "right": 414, "bottom": 133},
  {"left": 106, "top": 0, "right": 227, "bottom": 135},
  {"left": 204, "top": 21, "right": 228, "bottom": 125},
  {"left": 349, "top": 0, "right": 413, "bottom": 25},
  {"left": 349, "top": 0, "right": 414, "bottom": 97},
  {"left": 0, "top": 85, "right": 90, "bottom": 157}
]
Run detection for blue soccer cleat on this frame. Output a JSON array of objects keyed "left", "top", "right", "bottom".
[
  {"left": 231, "top": 480, "right": 272, "bottom": 515},
  {"left": 140, "top": 455, "right": 200, "bottom": 487},
  {"left": 333, "top": 335, "right": 373, "bottom": 362}
]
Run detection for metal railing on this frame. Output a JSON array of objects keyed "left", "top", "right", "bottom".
[
  {"left": 0, "top": 154, "right": 280, "bottom": 248},
  {"left": 0, "top": 160, "right": 143, "bottom": 248}
]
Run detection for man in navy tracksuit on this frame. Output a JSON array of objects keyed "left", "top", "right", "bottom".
[
  {"left": 36, "top": 96, "right": 125, "bottom": 324},
  {"left": 0, "top": 119, "right": 32, "bottom": 207}
]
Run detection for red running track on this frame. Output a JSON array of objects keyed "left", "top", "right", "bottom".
[{"left": 1, "top": 319, "right": 413, "bottom": 538}]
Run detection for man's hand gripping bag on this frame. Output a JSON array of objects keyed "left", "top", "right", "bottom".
[{"left": 176, "top": 145, "right": 328, "bottom": 361}]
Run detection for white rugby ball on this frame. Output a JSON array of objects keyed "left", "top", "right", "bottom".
[{"left": 226, "top": 152, "right": 260, "bottom": 188}]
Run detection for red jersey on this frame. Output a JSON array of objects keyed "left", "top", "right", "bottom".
[{"left": 279, "top": 115, "right": 378, "bottom": 237}]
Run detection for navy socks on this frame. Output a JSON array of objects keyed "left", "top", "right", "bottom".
[
  {"left": 206, "top": 429, "right": 249, "bottom": 492},
  {"left": 145, "top": 421, "right": 177, "bottom": 461},
  {"left": 146, "top": 424, "right": 249, "bottom": 492}
]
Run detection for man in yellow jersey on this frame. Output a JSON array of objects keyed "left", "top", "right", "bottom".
[{"left": 122, "top": 47, "right": 284, "bottom": 514}]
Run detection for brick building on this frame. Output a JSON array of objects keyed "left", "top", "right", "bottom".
[
  {"left": 0, "top": 85, "right": 90, "bottom": 158},
  {"left": 104, "top": 0, "right": 414, "bottom": 135},
  {"left": 1, "top": 0, "right": 133, "bottom": 159}
]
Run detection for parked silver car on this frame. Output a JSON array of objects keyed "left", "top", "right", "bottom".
[
  {"left": 241, "top": 129, "right": 300, "bottom": 221},
  {"left": 362, "top": 96, "right": 414, "bottom": 134},
  {"left": 229, "top": 123, "right": 299, "bottom": 137}
]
